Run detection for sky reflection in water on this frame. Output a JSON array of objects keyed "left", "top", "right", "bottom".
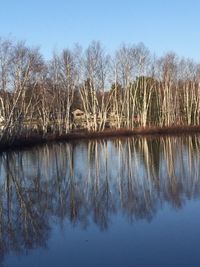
[{"left": 1, "top": 135, "right": 200, "bottom": 267}]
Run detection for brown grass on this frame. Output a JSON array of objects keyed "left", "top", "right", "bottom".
[
  {"left": 1, "top": 125, "right": 200, "bottom": 151},
  {"left": 59, "top": 125, "right": 200, "bottom": 140}
]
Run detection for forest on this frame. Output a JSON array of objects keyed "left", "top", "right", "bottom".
[{"left": 0, "top": 37, "right": 200, "bottom": 145}]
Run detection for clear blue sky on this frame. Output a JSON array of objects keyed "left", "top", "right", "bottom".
[{"left": 1, "top": 0, "right": 200, "bottom": 60}]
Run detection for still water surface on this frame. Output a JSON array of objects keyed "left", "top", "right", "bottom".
[{"left": 0, "top": 136, "right": 200, "bottom": 267}]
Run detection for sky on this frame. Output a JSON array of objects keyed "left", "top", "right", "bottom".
[{"left": 1, "top": 0, "right": 200, "bottom": 60}]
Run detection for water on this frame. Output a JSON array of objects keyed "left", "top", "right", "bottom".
[{"left": 0, "top": 135, "right": 200, "bottom": 267}]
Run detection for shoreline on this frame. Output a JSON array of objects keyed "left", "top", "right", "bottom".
[{"left": 1, "top": 125, "right": 200, "bottom": 151}]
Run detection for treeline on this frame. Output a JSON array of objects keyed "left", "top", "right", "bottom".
[{"left": 0, "top": 37, "right": 200, "bottom": 141}]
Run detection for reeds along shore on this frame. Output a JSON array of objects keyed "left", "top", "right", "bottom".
[
  {"left": 1, "top": 38, "right": 200, "bottom": 148},
  {"left": 1, "top": 125, "right": 200, "bottom": 151}
]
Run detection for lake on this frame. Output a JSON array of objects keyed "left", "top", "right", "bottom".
[{"left": 0, "top": 135, "right": 200, "bottom": 267}]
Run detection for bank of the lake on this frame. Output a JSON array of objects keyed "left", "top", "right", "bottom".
[{"left": 1, "top": 125, "right": 200, "bottom": 151}]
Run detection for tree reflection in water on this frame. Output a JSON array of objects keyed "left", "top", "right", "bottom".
[{"left": 0, "top": 135, "right": 199, "bottom": 261}]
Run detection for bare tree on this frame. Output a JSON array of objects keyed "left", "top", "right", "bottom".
[
  {"left": 49, "top": 48, "right": 78, "bottom": 134},
  {"left": 0, "top": 41, "right": 44, "bottom": 139},
  {"left": 79, "top": 41, "right": 110, "bottom": 131}
]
